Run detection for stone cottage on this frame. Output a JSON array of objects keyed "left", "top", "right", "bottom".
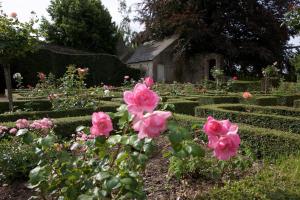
[{"left": 126, "top": 36, "right": 224, "bottom": 83}]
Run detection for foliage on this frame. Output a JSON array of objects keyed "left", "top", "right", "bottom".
[
  {"left": 41, "top": 0, "right": 119, "bottom": 54},
  {"left": 0, "top": 138, "right": 37, "bottom": 183},
  {"left": 262, "top": 62, "right": 280, "bottom": 78},
  {"left": 137, "top": 0, "right": 294, "bottom": 75},
  {"left": 0, "top": 7, "right": 38, "bottom": 61},
  {"left": 285, "top": 4, "right": 300, "bottom": 32}
]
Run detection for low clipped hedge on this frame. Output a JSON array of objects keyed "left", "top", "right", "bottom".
[
  {"left": 277, "top": 94, "right": 300, "bottom": 107},
  {"left": 198, "top": 155, "right": 300, "bottom": 200},
  {"left": 0, "top": 103, "right": 119, "bottom": 122},
  {"left": 174, "top": 114, "right": 300, "bottom": 159},
  {"left": 197, "top": 96, "right": 240, "bottom": 105},
  {"left": 222, "top": 105, "right": 300, "bottom": 118},
  {"left": 230, "top": 80, "right": 261, "bottom": 92},
  {"left": 167, "top": 100, "right": 199, "bottom": 115},
  {"left": 0, "top": 100, "right": 52, "bottom": 113},
  {"left": 294, "top": 100, "right": 300, "bottom": 109},
  {"left": 195, "top": 104, "right": 300, "bottom": 134}
]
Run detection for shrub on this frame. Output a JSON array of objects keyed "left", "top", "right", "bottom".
[
  {"left": 0, "top": 138, "right": 38, "bottom": 183},
  {"left": 197, "top": 96, "right": 240, "bottom": 105}
]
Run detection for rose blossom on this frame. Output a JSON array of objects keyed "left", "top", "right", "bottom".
[
  {"left": 37, "top": 72, "right": 46, "bottom": 81},
  {"left": 123, "top": 83, "right": 159, "bottom": 115},
  {"left": 90, "top": 112, "right": 113, "bottom": 137},
  {"left": 0, "top": 126, "right": 8, "bottom": 134},
  {"left": 9, "top": 128, "right": 18, "bottom": 135},
  {"left": 212, "top": 133, "right": 241, "bottom": 161},
  {"left": 16, "top": 119, "right": 30, "bottom": 129},
  {"left": 30, "top": 118, "right": 53, "bottom": 132},
  {"left": 203, "top": 116, "right": 233, "bottom": 137},
  {"left": 203, "top": 116, "right": 240, "bottom": 161},
  {"left": 133, "top": 111, "right": 172, "bottom": 139},
  {"left": 143, "top": 77, "right": 154, "bottom": 88},
  {"left": 232, "top": 76, "right": 238, "bottom": 80},
  {"left": 77, "top": 67, "right": 89, "bottom": 76},
  {"left": 9, "top": 12, "right": 17, "bottom": 18},
  {"left": 124, "top": 75, "right": 130, "bottom": 80},
  {"left": 242, "top": 92, "right": 253, "bottom": 99}
]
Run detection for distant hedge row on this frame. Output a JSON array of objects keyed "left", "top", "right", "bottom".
[
  {"left": 10, "top": 47, "right": 140, "bottom": 88},
  {"left": 195, "top": 104, "right": 300, "bottom": 134}
]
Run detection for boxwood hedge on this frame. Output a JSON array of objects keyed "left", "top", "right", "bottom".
[{"left": 195, "top": 104, "right": 300, "bottom": 134}]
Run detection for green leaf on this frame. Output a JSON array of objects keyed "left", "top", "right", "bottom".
[
  {"left": 107, "top": 135, "right": 122, "bottom": 144},
  {"left": 29, "top": 166, "right": 46, "bottom": 186},
  {"left": 95, "top": 172, "right": 111, "bottom": 181},
  {"left": 77, "top": 194, "right": 94, "bottom": 200},
  {"left": 184, "top": 143, "right": 205, "bottom": 157},
  {"left": 76, "top": 126, "right": 86, "bottom": 132},
  {"left": 105, "top": 177, "right": 121, "bottom": 190}
]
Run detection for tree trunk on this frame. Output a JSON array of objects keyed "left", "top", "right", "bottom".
[{"left": 3, "top": 64, "right": 13, "bottom": 112}]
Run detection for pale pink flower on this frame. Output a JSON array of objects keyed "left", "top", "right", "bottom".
[
  {"left": 9, "top": 128, "right": 18, "bottom": 135},
  {"left": 124, "top": 75, "right": 130, "bottom": 80},
  {"left": 90, "top": 112, "right": 113, "bottom": 137},
  {"left": 232, "top": 76, "right": 238, "bottom": 80},
  {"left": 133, "top": 111, "right": 172, "bottom": 139},
  {"left": 30, "top": 118, "right": 53, "bottom": 132},
  {"left": 16, "top": 119, "right": 30, "bottom": 129},
  {"left": 9, "top": 12, "right": 17, "bottom": 18},
  {"left": 203, "top": 116, "right": 233, "bottom": 137},
  {"left": 143, "top": 77, "right": 154, "bottom": 88},
  {"left": 0, "top": 126, "right": 8, "bottom": 134},
  {"left": 37, "top": 72, "right": 46, "bottom": 81},
  {"left": 77, "top": 67, "right": 89, "bottom": 76},
  {"left": 213, "top": 133, "right": 240, "bottom": 160},
  {"left": 48, "top": 94, "right": 58, "bottom": 101},
  {"left": 76, "top": 132, "right": 95, "bottom": 141},
  {"left": 242, "top": 92, "right": 253, "bottom": 99},
  {"left": 123, "top": 83, "right": 159, "bottom": 115}
]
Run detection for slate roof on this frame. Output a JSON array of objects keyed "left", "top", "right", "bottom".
[{"left": 127, "top": 35, "right": 179, "bottom": 64}]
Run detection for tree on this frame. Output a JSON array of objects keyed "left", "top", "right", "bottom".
[
  {"left": 41, "top": 0, "right": 119, "bottom": 54},
  {"left": 0, "top": 5, "right": 38, "bottom": 111},
  {"left": 286, "top": 4, "right": 300, "bottom": 33},
  {"left": 137, "top": 0, "right": 299, "bottom": 76}
]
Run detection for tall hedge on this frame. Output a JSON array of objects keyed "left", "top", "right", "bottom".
[{"left": 10, "top": 46, "right": 140, "bottom": 88}]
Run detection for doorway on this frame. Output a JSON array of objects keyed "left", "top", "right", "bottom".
[{"left": 157, "top": 64, "right": 165, "bottom": 83}]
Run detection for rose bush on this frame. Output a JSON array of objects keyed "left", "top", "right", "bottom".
[{"left": 9, "top": 82, "right": 241, "bottom": 199}]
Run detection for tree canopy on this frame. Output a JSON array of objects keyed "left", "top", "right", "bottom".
[
  {"left": 0, "top": 7, "right": 38, "bottom": 62},
  {"left": 137, "top": 0, "right": 300, "bottom": 76},
  {"left": 41, "top": 0, "right": 119, "bottom": 54}
]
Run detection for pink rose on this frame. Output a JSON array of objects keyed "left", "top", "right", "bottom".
[
  {"left": 37, "top": 72, "right": 46, "bottom": 81},
  {"left": 124, "top": 75, "right": 130, "bottom": 80},
  {"left": 133, "top": 111, "right": 172, "bottom": 139},
  {"left": 90, "top": 112, "right": 113, "bottom": 137},
  {"left": 232, "top": 76, "right": 238, "bottom": 80},
  {"left": 9, "top": 128, "right": 18, "bottom": 135},
  {"left": 30, "top": 118, "right": 53, "bottom": 132},
  {"left": 143, "top": 77, "right": 154, "bottom": 88},
  {"left": 16, "top": 119, "right": 30, "bottom": 129},
  {"left": 123, "top": 83, "right": 159, "bottom": 115},
  {"left": 203, "top": 116, "right": 232, "bottom": 137},
  {"left": 10, "top": 12, "right": 17, "bottom": 18},
  {"left": 213, "top": 133, "right": 240, "bottom": 160},
  {"left": 0, "top": 126, "right": 8, "bottom": 134},
  {"left": 242, "top": 92, "right": 252, "bottom": 99},
  {"left": 77, "top": 67, "right": 89, "bottom": 76},
  {"left": 203, "top": 117, "right": 240, "bottom": 161}
]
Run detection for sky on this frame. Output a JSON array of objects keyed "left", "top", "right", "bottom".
[{"left": 1, "top": 0, "right": 299, "bottom": 45}]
